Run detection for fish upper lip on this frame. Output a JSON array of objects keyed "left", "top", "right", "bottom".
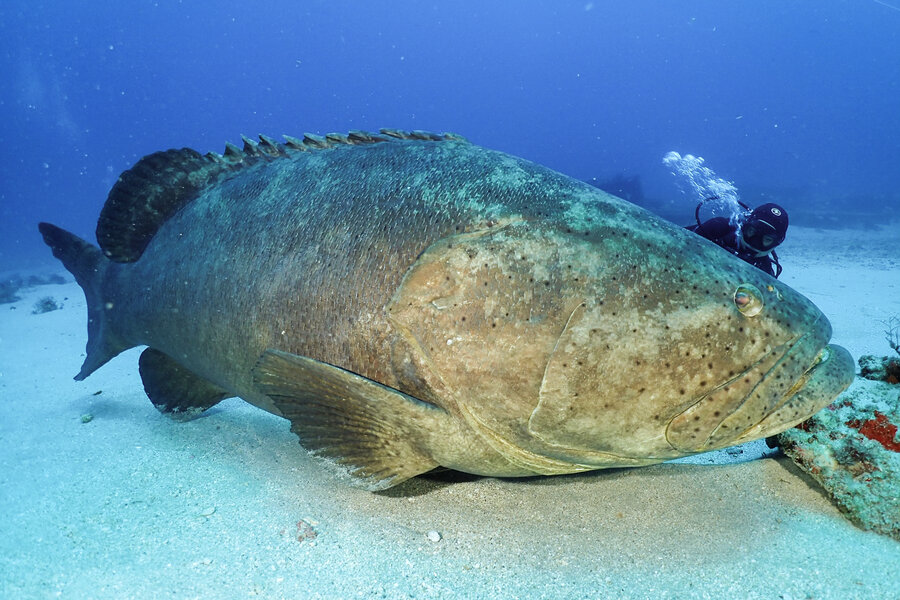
[
  {"left": 666, "top": 330, "right": 828, "bottom": 452},
  {"left": 726, "top": 342, "right": 855, "bottom": 448},
  {"left": 725, "top": 334, "right": 806, "bottom": 399},
  {"left": 726, "top": 333, "right": 832, "bottom": 440},
  {"left": 762, "top": 334, "right": 830, "bottom": 411},
  {"left": 665, "top": 338, "right": 792, "bottom": 451}
]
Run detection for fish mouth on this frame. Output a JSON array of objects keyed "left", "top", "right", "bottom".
[
  {"left": 727, "top": 342, "right": 854, "bottom": 445},
  {"left": 666, "top": 333, "right": 855, "bottom": 453}
]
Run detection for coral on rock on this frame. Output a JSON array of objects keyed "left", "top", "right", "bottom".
[
  {"left": 778, "top": 378, "right": 900, "bottom": 541},
  {"left": 859, "top": 355, "right": 900, "bottom": 384}
]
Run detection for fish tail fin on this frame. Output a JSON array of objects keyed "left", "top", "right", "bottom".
[{"left": 38, "top": 222, "right": 129, "bottom": 380}]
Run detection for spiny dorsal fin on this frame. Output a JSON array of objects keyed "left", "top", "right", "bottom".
[{"left": 96, "top": 130, "right": 466, "bottom": 262}]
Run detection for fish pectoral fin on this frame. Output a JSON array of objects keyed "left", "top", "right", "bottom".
[
  {"left": 139, "top": 348, "right": 230, "bottom": 421},
  {"left": 252, "top": 349, "right": 443, "bottom": 490}
]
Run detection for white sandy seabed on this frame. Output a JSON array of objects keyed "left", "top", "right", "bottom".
[{"left": 1, "top": 225, "right": 899, "bottom": 600}]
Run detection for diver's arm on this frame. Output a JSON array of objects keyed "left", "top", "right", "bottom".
[
  {"left": 756, "top": 256, "right": 777, "bottom": 278},
  {"left": 694, "top": 217, "right": 733, "bottom": 244}
]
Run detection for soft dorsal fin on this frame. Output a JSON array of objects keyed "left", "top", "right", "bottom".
[
  {"left": 96, "top": 129, "right": 466, "bottom": 262},
  {"left": 98, "top": 147, "right": 244, "bottom": 262}
]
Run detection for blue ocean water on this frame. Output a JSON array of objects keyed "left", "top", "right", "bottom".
[
  {"left": 2, "top": 1, "right": 899, "bottom": 271},
  {"left": 4, "top": 5, "right": 900, "bottom": 598}
]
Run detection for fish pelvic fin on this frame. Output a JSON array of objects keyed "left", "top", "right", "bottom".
[
  {"left": 38, "top": 222, "right": 130, "bottom": 380},
  {"left": 139, "top": 348, "right": 230, "bottom": 420},
  {"left": 252, "top": 349, "right": 445, "bottom": 490}
]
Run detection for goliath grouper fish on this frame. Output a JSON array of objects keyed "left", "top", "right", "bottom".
[{"left": 39, "top": 129, "right": 855, "bottom": 490}]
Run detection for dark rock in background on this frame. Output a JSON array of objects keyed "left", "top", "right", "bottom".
[
  {"left": 32, "top": 296, "right": 62, "bottom": 314},
  {"left": 0, "top": 273, "right": 67, "bottom": 305}
]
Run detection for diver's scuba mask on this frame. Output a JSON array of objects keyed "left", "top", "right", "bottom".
[{"left": 741, "top": 218, "right": 783, "bottom": 254}]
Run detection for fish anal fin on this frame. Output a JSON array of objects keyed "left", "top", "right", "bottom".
[
  {"left": 252, "top": 349, "right": 444, "bottom": 490},
  {"left": 139, "top": 348, "right": 230, "bottom": 421}
]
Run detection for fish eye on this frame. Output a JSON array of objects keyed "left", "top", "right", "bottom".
[{"left": 734, "top": 284, "right": 764, "bottom": 317}]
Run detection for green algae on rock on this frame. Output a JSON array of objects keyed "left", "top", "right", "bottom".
[{"left": 778, "top": 378, "right": 900, "bottom": 541}]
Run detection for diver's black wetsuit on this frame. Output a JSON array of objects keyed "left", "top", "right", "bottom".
[{"left": 687, "top": 217, "right": 779, "bottom": 278}]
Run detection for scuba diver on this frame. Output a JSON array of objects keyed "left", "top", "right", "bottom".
[{"left": 686, "top": 200, "right": 788, "bottom": 278}]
